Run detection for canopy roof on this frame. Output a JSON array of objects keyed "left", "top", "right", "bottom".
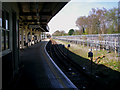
[{"left": 18, "top": 2, "right": 68, "bottom": 32}]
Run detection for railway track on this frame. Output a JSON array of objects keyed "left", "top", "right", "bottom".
[{"left": 46, "top": 40, "right": 107, "bottom": 90}]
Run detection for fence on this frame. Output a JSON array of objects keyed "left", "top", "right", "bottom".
[{"left": 53, "top": 34, "right": 120, "bottom": 56}]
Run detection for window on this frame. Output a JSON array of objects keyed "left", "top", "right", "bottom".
[
  {"left": 2, "top": 11, "right": 5, "bottom": 51},
  {"left": 2, "top": 30, "right": 5, "bottom": 50},
  {"left": 6, "top": 20, "right": 8, "bottom": 29},
  {"left": 2, "top": 11, "right": 10, "bottom": 51},
  {"left": 6, "top": 30, "right": 9, "bottom": 49},
  {"left": 0, "top": 18, "right": 2, "bottom": 27},
  {"left": 2, "top": 11, "right": 5, "bottom": 28},
  {"left": 6, "top": 12, "right": 9, "bottom": 49}
]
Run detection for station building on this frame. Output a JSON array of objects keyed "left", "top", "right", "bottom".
[{"left": 0, "top": 1, "right": 69, "bottom": 89}]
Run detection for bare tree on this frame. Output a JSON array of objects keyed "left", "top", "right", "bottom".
[{"left": 76, "top": 7, "right": 118, "bottom": 34}]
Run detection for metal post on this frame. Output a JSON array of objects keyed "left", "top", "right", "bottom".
[
  {"left": 21, "top": 29, "right": 24, "bottom": 49},
  {"left": 115, "top": 38, "right": 117, "bottom": 54},
  {"left": 88, "top": 51, "right": 93, "bottom": 74},
  {"left": 90, "top": 57, "right": 93, "bottom": 74},
  {"left": 96, "top": 46, "right": 97, "bottom": 57},
  {"left": 19, "top": 29, "right": 21, "bottom": 48},
  {"left": 25, "top": 26, "right": 28, "bottom": 47},
  {"left": 35, "top": 30, "right": 37, "bottom": 43},
  {"left": 44, "top": 32, "right": 45, "bottom": 39},
  {"left": 33, "top": 29, "right": 36, "bottom": 44},
  {"left": 39, "top": 31, "right": 41, "bottom": 42},
  {"left": 103, "top": 36, "right": 104, "bottom": 51},
  {"left": 35, "top": 30, "right": 37, "bottom": 44},
  {"left": 30, "top": 28, "right": 32, "bottom": 46},
  {"left": 67, "top": 44, "right": 70, "bottom": 56}
]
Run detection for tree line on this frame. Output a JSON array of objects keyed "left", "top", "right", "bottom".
[
  {"left": 76, "top": 7, "right": 119, "bottom": 34},
  {"left": 52, "top": 7, "right": 119, "bottom": 36},
  {"left": 52, "top": 29, "right": 81, "bottom": 36}
]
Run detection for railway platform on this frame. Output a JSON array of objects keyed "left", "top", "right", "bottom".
[{"left": 12, "top": 39, "right": 77, "bottom": 89}]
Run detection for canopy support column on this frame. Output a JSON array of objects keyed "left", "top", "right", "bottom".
[
  {"left": 30, "top": 28, "right": 32, "bottom": 46},
  {"left": 25, "top": 26, "right": 28, "bottom": 47},
  {"left": 21, "top": 29, "right": 24, "bottom": 49},
  {"left": 39, "top": 31, "right": 41, "bottom": 42}
]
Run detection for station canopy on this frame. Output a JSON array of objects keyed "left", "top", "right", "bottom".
[{"left": 18, "top": 2, "right": 68, "bottom": 32}]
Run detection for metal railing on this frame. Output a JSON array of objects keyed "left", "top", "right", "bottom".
[{"left": 53, "top": 34, "right": 120, "bottom": 55}]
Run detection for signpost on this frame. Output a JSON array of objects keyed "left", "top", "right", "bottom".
[
  {"left": 88, "top": 50, "right": 93, "bottom": 74},
  {"left": 67, "top": 44, "right": 70, "bottom": 56},
  {"left": 62, "top": 44, "right": 65, "bottom": 53}
]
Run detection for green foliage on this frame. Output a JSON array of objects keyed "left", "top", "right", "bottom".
[
  {"left": 68, "top": 29, "right": 74, "bottom": 35},
  {"left": 52, "top": 30, "right": 67, "bottom": 36},
  {"left": 73, "top": 30, "right": 80, "bottom": 35},
  {"left": 82, "top": 33, "right": 87, "bottom": 35}
]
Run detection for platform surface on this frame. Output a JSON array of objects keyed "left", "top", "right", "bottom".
[{"left": 16, "top": 40, "right": 77, "bottom": 89}]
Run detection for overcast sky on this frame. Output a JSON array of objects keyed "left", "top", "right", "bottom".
[{"left": 48, "top": 0, "right": 119, "bottom": 35}]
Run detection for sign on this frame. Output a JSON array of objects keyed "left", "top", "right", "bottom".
[
  {"left": 88, "top": 51, "right": 93, "bottom": 57},
  {"left": 29, "top": 25, "right": 40, "bottom": 29},
  {"left": 68, "top": 44, "right": 70, "bottom": 47}
]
